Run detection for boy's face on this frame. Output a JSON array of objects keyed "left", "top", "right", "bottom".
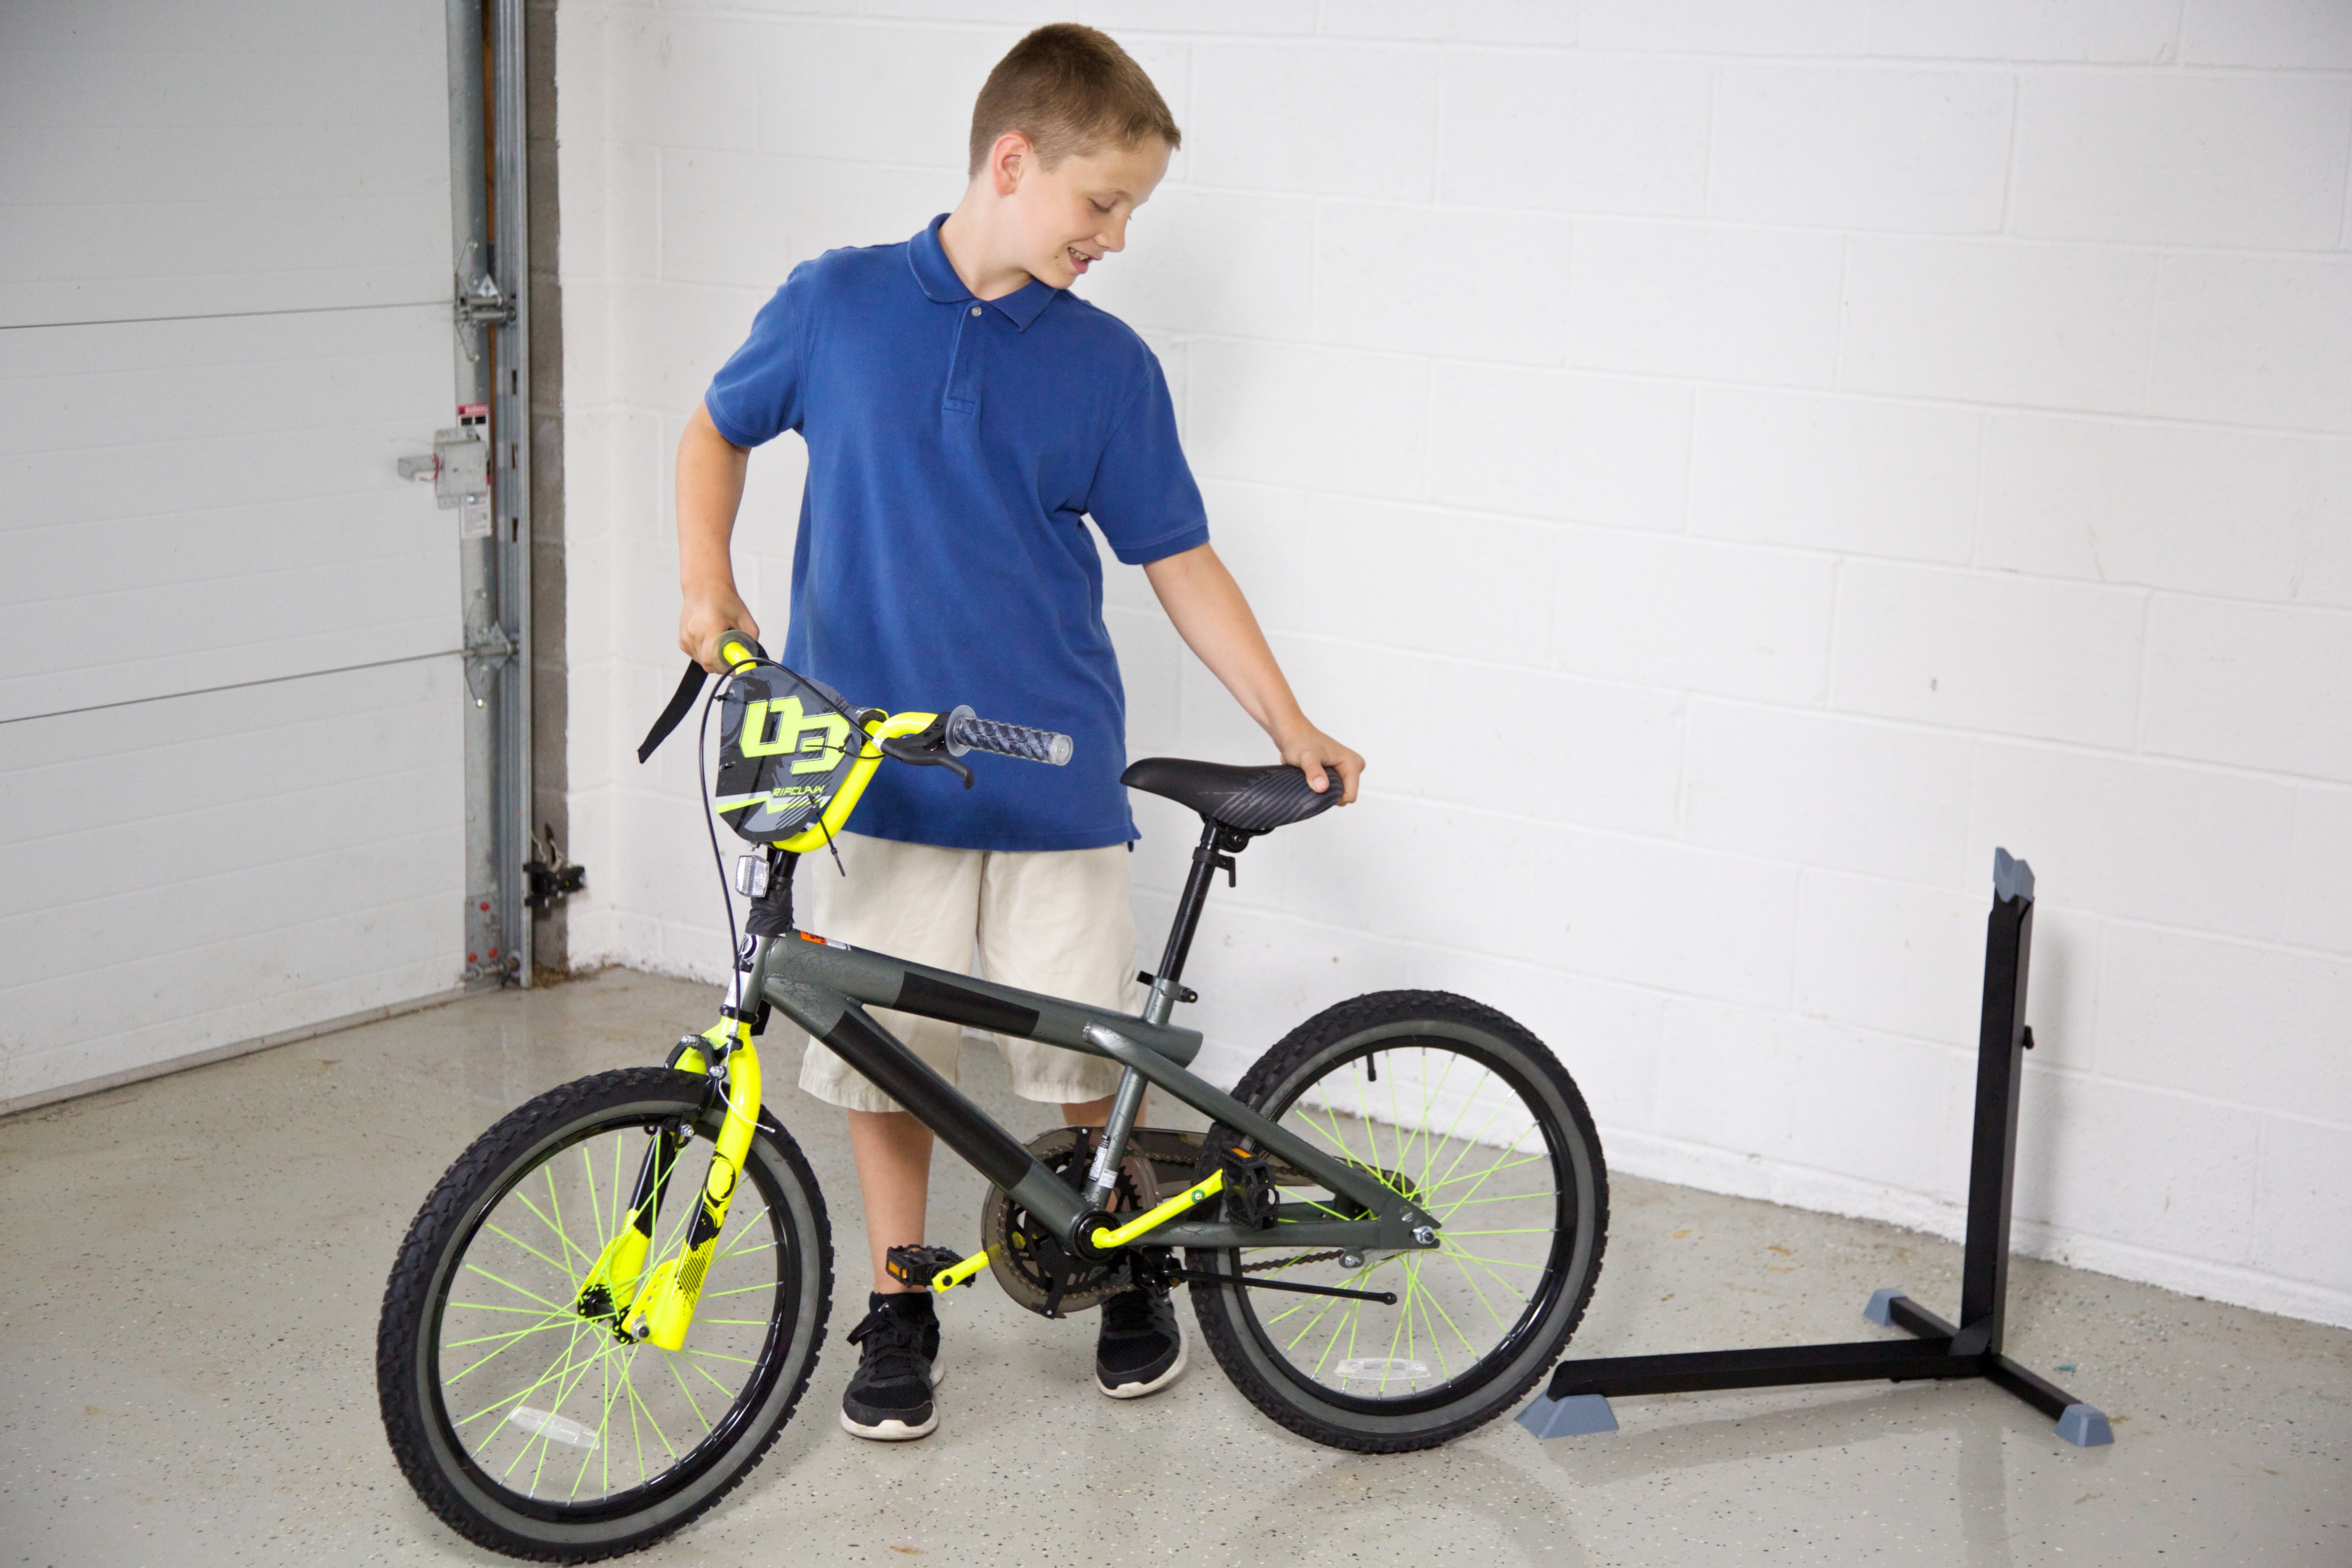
[{"left": 1003, "top": 136, "right": 1171, "bottom": 290}]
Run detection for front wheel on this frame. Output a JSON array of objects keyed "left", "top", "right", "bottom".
[
  {"left": 377, "top": 1067, "right": 832, "bottom": 1561},
  {"left": 1188, "top": 991, "right": 1607, "bottom": 1452}
]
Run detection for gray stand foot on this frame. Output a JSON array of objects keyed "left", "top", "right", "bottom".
[
  {"left": 1518, "top": 1393, "right": 1618, "bottom": 1439},
  {"left": 1864, "top": 1287, "right": 1907, "bottom": 1326},
  {"left": 2055, "top": 1403, "right": 2114, "bottom": 1447}
]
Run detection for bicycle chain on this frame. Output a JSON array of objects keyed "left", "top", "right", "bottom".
[{"left": 1243, "top": 1249, "right": 1349, "bottom": 1273}]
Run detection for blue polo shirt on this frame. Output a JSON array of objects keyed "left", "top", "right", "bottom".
[{"left": 703, "top": 216, "right": 1209, "bottom": 851}]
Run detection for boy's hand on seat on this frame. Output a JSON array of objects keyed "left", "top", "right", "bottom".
[
  {"left": 1276, "top": 723, "right": 1364, "bottom": 804},
  {"left": 680, "top": 589, "right": 760, "bottom": 673}
]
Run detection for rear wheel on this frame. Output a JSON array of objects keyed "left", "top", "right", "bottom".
[
  {"left": 1188, "top": 991, "right": 1606, "bottom": 1452},
  {"left": 377, "top": 1067, "right": 831, "bottom": 1561}
]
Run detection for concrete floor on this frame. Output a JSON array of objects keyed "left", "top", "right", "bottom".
[{"left": 3, "top": 969, "right": 2345, "bottom": 1567}]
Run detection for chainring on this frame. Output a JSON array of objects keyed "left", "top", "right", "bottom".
[{"left": 981, "top": 1126, "right": 1162, "bottom": 1317}]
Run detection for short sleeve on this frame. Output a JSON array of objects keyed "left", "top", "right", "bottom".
[
  {"left": 703, "top": 264, "right": 814, "bottom": 448},
  {"left": 1082, "top": 351, "right": 1210, "bottom": 566}
]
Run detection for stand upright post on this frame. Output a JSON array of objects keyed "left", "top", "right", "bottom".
[{"left": 1519, "top": 850, "right": 2113, "bottom": 1447}]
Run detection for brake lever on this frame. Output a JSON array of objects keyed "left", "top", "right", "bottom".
[{"left": 879, "top": 720, "right": 975, "bottom": 789}]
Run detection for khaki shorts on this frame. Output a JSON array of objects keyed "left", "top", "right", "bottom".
[{"left": 792, "top": 832, "right": 1135, "bottom": 1113}]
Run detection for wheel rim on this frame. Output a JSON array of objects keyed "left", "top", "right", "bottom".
[
  {"left": 1232, "top": 1034, "right": 1578, "bottom": 1416},
  {"left": 423, "top": 1103, "right": 797, "bottom": 1515}
]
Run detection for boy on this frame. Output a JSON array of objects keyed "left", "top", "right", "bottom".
[{"left": 674, "top": 24, "right": 1362, "bottom": 1441}]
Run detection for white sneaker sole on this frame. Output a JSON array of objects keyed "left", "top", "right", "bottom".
[
  {"left": 840, "top": 1359, "right": 945, "bottom": 1441},
  {"left": 1097, "top": 1331, "right": 1187, "bottom": 1400}
]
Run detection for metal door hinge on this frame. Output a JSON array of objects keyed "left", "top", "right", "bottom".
[
  {"left": 524, "top": 823, "right": 587, "bottom": 911},
  {"left": 454, "top": 245, "right": 516, "bottom": 363}
]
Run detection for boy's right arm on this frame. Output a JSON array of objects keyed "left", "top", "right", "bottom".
[{"left": 677, "top": 401, "right": 759, "bottom": 671}]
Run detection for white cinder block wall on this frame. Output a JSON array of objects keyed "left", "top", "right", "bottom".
[{"left": 557, "top": 2, "right": 2352, "bottom": 1327}]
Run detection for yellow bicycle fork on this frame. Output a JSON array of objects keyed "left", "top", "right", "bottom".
[{"left": 573, "top": 1021, "right": 762, "bottom": 1352}]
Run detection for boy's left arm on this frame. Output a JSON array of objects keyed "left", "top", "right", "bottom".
[{"left": 1143, "top": 543, "right": 1363, "bottom": 803}]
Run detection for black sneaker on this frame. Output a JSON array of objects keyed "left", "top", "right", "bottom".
[
  {"left": 841, "top": 1292, "right": 942, "bottom": 1441},
  {"left": 1096, "top": 1284, "right": 1185, "bottom": 1399}
]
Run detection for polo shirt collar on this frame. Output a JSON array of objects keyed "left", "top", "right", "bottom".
[{"left": 907, "top": 214, "right": 1058, "bottom": 331}]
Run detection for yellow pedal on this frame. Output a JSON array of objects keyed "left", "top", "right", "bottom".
[{"left": 930, "top": 1247, "right": 992, "bottom": 1291}]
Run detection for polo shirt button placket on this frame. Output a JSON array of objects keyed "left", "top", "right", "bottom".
[{"left": 945, "top": 300, "right": 984, "bottom": 416}]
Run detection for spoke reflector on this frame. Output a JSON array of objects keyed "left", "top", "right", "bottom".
[{"left": 507, "top": 1405, "right": 600, "bottom": 1451}]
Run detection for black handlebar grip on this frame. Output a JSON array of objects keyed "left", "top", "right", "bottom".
[{"left": 946, "top": 711, "right": 1073, "bottom": 766}]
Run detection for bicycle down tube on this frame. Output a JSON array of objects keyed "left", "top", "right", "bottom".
[{"left": 749, "top": 931, "right": 1442, "bottom": 1256}]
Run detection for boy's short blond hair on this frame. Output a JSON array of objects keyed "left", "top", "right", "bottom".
[{"left": 967, "top": 23, "right": 1181, "bottom": 178}]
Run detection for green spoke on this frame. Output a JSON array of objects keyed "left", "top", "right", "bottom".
[
  {"left": 484, "top": 1221, "right": 580, "bottom": 1284},
  {"left": 1423, "top": 1083, "right": 1519, "bottom": 1198},
  {"left": 1442, "top": 1245, "right": 1513, "bottom": 1331},
  {"left": 1419, "top": 1271, "right": 1478, "bottom": 1361},
  {"left": 677, "top": 1347, "right": 757, "bottom": 1365},
  {"left": 1440, "top": 1227, "right": 1558, "bottom": 1236},
  {"left": 450, "top": 1300, "right": 579, "bottom": 1317},
  {"left": 1434, "top": 1189, "right": 1558, "bottom": 1214},
  {"left": 1438, "top": 1248, "right": 1545, "bottom": 1270},
  {"left": 660, "top": 1346, "right": 714, "bottom": 1434},
  {"left": 544, "top": 1163, "right": 587, "bottom": 1276},
  {"left": 511, "top": 1329, "right": 615, "bottom": 1490},
  {"left": 444, "top": 1317, "right": 577, "bottom": 1386},
  {"left": 461, "top": 1321, "right": 594, "bottom": 1439},
  {"left": 576, "top": 1345, "right": 616, "bottom": 1500},
  {"left": 509, "top": 1189, "right": 585, "bottom": 1279},
  {"left": 623, "top": 1349, "right": 675, "bottom": 1471},
  {"left": 1377, "top": 1279, "right": 1413, "bottom": 1391},
  {"left": 1417, "top": 1062, "right": 1492, "bottom": 1192},
  {"left": 676, "top": 1351, "right": 740, "bottom": 1398},
  {"left": 1424, "top": 1152, "right": 1551, "bottom": 1189},
  {"left": 1431, "top": 1130, "right": 1546, "bottom": 1214},
  {"left": 462, "top": 1262, "right": 570, "bottom": 1313},
  {"left": 446, "top": 1318, "right": 576, "bottom": 1353},
  {"left": 1406, "top": 1258, "right": 1450, "bottom": 1380},
  {"left": 582, "top": 1142, "right": 607, "bottom": 1259}
]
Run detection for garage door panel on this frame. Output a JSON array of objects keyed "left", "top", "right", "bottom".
[
  {"left": 2, "top": 0, "right": 468, "bottom": 1106},
  {"left": 0, "top": 655, "right": 455, "bottom": 845},
  {"left": 0, "top": 304, "right": 461, "bottom": 722},
  {"left": 0, "top": 761, "right": 453, "bottom": 924},
  {"left": 0, "top": 224, "right": 448, "bottom": 328},
  {"left": 1, "top": 420, "right": 450, "bottom": 537},
  {"left": 0, "top": 124, "right": 447, "bottom": 209},
  {"left": 0, "top": 659, "right": 461, "bottom": 1097},
  {"left": 1, "top": 1, "right": 438, "bottom": 54},
  {"left": 6, "top": 493, "right": 452, "bottom": 604},
  {"left": 0, "top": 306, "right": 449, "bottom": 451},
  {"left": 3, "top": 553, "right": 454, "bottom": 722},
  {"left": 0, "top": 1, "right": 448, "bottom": 330},
  {"left": 1, "top": 820, "right": 458, "bottom": 990},
  {"left": 1, "top": 889, "right": 459, "bottom": 1106}
]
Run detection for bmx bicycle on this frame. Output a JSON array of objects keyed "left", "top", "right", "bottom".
[{"left": 376, "top": 630, "right": 1609, "bottom": 1560}]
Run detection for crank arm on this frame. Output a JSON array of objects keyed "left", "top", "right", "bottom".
[{"left": 1170, "top": 1268, "right": 1396, "bottom": 1305}]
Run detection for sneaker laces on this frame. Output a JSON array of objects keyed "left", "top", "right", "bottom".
[
  {"left": 847, "top": 1302, "right": 931, "bottom": 1380},
  {"left": 1102, "top": 1285, "right": 1165, "bottom": 1333}
]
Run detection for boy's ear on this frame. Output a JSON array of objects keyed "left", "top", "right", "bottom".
[{"left": 986, "top": 130, "right": 1033, "bottom": 196}]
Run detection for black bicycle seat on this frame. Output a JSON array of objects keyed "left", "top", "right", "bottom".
[{"left": 1120, "top": 757, "right": 1342, "bottom": 835}]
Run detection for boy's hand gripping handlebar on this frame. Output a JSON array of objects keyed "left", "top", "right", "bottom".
[
  {"left": 635, "top": 629, "right": 1078, "bottom": 782},
  {"left": 637, "top": 630, "right": 769, "bottom": 764}
]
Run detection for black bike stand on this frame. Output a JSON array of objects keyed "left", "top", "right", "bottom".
[{"left": 1519, "top": 849, "right": 2113, "bottom": 1449}]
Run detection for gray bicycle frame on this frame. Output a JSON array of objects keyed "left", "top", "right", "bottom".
[{"left": 741, "top": 828, "right": 1441, "bottom": 1259}]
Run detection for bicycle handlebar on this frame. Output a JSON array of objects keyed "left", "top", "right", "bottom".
[
  {"left": 714, "top": 629, "right": 765, "bottom": 670},
  {"left": 945, "top": 705, "right": 1073, "bottom": 767}
]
